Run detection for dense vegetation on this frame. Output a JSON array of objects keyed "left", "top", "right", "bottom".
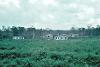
[
  {"left": 0, "top": 25, "right": 100, "bottom": 39},
  {"left": 0, "top": 37, "right": 100, "bottom": 67}
]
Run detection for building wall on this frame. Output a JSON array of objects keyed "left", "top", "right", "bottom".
[
  {"left": 13, "top": 36, "right": 24, "bottom": 39},
  {"left": 54, "top": 36, "right": 68, "bottom": 40}
]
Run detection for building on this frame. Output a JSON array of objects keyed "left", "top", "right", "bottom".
[
  {"left": 54, "top": 34, "right": 69, "bottom": 40},
  {"left": 13, "top": 36, "right": 24, "bottom": 40},
  {"left": 43, "top": 33, "right": 79, "bottom": 40}
]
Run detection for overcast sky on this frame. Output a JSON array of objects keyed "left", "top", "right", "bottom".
[{"left": 0, "top": 0, "right": 100, "bottom": 30}]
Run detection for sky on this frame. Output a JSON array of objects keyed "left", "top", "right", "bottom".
[{"left": 0, "top": 0, "right": 100, "bottom": 30}]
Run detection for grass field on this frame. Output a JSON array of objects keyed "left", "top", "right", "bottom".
[{"left": 0, "top": 37, "right": 100, "bottom": 67}]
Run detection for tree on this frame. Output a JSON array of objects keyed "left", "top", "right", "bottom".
[
  {"left": 1, "top": 26, "right": 13, "bottom": 39},
  {"left": 78, "top": 27, "right": 86, "bottom": 36},
  {"left": 18, "top": 27, "right": 25, "bottom": 36},
  {"left": 24, "top": 27, "right": 36, "bottom": 39},
  {"left": 0, "top": 29, "right": 3, "bottom": 39},
  {"left": 11, "top": 26, "right": 19, "bottom": 36}
]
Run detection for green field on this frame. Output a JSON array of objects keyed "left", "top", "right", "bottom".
[{"left": 0, "top": 37, "right": 100, "bottom": 67}]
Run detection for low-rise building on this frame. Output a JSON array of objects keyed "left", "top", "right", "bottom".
[
  {"left": 43, "top": 33, "right": 79, "bottom": 40},
  {"left": 54, "top": 34, "right": 69, "bottom": 40},
  {"left": 13, "top": 36, "right": 24, "bottom": 40}
]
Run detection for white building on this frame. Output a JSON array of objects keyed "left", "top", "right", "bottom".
[
  {"left": 54, "top": 34, "right": 69, "bottom": 40},
  {"left": 44, "top": 33, "right": 79, "bottom": 40},
  {"left": 13, "top": 36, "right": 24, "bottom": 40}
]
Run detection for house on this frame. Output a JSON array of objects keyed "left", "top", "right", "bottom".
[
  {"left": 13, "top": 36, "right": 24, "bottom": 40},
  {"left": 54, "top": 34, "right": 69, "bottom": 40}
]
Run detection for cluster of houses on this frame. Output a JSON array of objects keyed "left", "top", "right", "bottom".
[
  {"left": 12, "top": 31, "right": 79, "bottom": 40},
  {"left": 43, "top": 33, "right": 79, "bottom": 40}
]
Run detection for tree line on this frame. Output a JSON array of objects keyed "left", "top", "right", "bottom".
[
  {"left": 76, "top": 25, "right": 100, "bottom": 36},
  {"left": 0, "top": 25, "right": 100, "bottom": 39},
  {"left": 0, "top": 26, "right": 35, "bottom": 39}
]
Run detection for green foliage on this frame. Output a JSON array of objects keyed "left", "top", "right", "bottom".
[{"left": 0, "top": 38, "right": 100, "bottom": 67}]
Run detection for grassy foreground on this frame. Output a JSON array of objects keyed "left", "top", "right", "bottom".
[{"left": 0, "top": 37, "right": 100, "bottom": 67}]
